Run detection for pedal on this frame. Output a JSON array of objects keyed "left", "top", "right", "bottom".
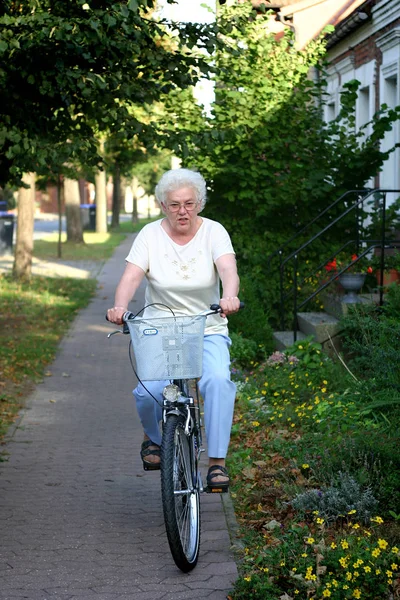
[{"left": 204, "top": 486, "right": 229, "bottom": 494}]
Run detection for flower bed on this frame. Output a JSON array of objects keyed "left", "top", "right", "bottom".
[{"left": 227, "top": 336, "right": 400, "bottom": 600}]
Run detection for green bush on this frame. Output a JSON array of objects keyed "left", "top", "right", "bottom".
[
  {"left": 230, "top": 332, "right": 266, "bottom": 370},
  {"left": 229, "top": 272, "right": 275, "bottom": 352},
  {"left": 340, "top": 303, "right": 400, "bottom": 411}
]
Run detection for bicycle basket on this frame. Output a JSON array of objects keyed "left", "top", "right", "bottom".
[{"left": 126, "top": 315, "right": 206, "bottom": 381}]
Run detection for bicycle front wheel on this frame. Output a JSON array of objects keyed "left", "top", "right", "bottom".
[{"left": 161, "top": 414, "right": 201, "bottom": 572}]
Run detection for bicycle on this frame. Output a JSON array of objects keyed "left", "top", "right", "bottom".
[{"left": 107, "top": 302, "right": 243, "bottom": 572}]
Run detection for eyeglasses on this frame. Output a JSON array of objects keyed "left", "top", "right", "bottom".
[{"left": 165, "top": 201, "right": 198, "bottom": 213}]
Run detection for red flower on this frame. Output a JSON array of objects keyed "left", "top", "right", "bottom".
[{"left": 325, "top": 258, "right": 337, "bottom": 272}]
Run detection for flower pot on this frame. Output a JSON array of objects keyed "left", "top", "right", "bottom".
[
  {"left": 375, "top": 269, "right": 400, "bottom": 287},
  {"left": 338, "top": 272, "right": 366, "bottom": 303}
]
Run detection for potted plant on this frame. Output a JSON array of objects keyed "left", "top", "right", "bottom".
[{"left": 324, "top": 253, "right": 373, "bottom": 303}]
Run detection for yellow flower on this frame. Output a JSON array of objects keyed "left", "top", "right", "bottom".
[
  {"left": 348, "top": 509, "right": 357, "bottom": 515},
  {"left": 376, "top": 568, "right": 381, "bottom": 575},
  {"left": 273, "top": 392, "right": 279, "bottom": 397},
  {"left": 386, "top": 570, "right": 393, "bottom": 578},
  {"left": 302, "top": 464, "right": 310, "bottom": 470},
  {"left": 322, "top": 590, "right": 331, "bottom": 597},
  {"left": 378, "top": 539, "right": 388, "bottom": 550},
  {"left": 352, "top": 524, "right": 360, "bottom": 529},
  {"left": 244, "top": 576, "right": 251, "bottom": 582},
  {"left": 392, "top": 547, "right": 399, "bottom": 554},
  {"left": 316, "top": 517, "right": 324, "bottom": 525},
  {"left": 372, "top": 548, "right": 381, "bottom": 558},
  {"left": 323, "top": 380, "right": 328, "bottom": 384},
  {"left": 321, "top": 387, "right": 327, "bottom": 393},
  {"left": 364, "top": 566, "right": 371, "bottom": 573},
  {"left": 306, "top": 537, "right": 315, "bottom": 544},
  {"left": 301, "top": 553, "right": 307, "bottom": 558},
  {"left": 343, "top": 585, "right": 349, "bottom": 590},
  {"left": 330, "top": 542, "right": 337, "bottom": 549},
  {"left": 341, "top": 540, "right": 349, "bottom": 549},
  {"left": 391, "top": 563, "right": 398, "bottom": 569},
  {"left": 371, "top": 516, "right": 384, "bottom": 524},
  {"left": 252, "top": 421, "right": 260, "bottom": 427},
  {"left": 352, "top": 589, "right": 361, "bottom": 599}
]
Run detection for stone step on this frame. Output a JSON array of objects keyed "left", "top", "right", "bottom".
[
  {"left": 322, "top": 291, "right": 380, "bottom": 319},
  {"left": 273, "top": 330, "right": 307, "bottom": 351},
  {"left": 296, "top": 311, "right": 339, "bottom": 344}
]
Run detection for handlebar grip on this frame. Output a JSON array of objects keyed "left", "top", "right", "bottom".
[{"left": 210, "top": 301, "right": 245, "bottom": 312}]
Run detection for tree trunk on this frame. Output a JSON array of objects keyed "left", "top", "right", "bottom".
[
  {"left": 95, "top": 167, "right": 107, "bottom": 234},
  {"left": 57, "top": 175, "right": 63, "bottom": 258},
  {"left": 13, "top": 172, "right": 35, "bottom": 280},
  {"left": 131, "top": 176, "right": 139, "bottom": 225},
  {"left": 111, "top": 164, "right": 121, "bottom": 229},
  {"left": 120, "top": 176, "right": 127, "bottom": 215},
  {"left": 64, "top": 177, "right": 84, "bottom": 243}
]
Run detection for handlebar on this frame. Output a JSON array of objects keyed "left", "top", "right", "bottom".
[{"left": 106, "top": 302, "right": 245, "bottom": 335}]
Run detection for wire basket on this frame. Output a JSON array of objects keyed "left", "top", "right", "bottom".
[{"left": 126, "top": 314, "right": 206, "bottom": 381}]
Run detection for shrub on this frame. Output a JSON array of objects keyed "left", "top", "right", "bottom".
[
  {"left": 230, "top": 332, "right": 266, "bottom": 370},
  {"left": 291, "top": 472, "right": 378, "bottom": 525}
]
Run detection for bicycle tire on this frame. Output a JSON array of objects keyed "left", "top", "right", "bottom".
[{"left": 161, "top": 413, "right": 201, "bottom": 572}]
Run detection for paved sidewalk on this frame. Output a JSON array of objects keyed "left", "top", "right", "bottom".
[{"left": 0, "top": 235, "right": 239, "bottom": 600}]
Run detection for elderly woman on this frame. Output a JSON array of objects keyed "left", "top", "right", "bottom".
[{"left": 107, "top": 168, "right": 240, "bottom": 491}]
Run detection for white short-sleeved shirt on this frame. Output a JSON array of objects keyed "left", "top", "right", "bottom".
[{"left": 125, "top": 217, "right": 235, "bottom": 336}]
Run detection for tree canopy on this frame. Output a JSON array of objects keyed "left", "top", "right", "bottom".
[{"left": 0, "top": 0, "right": 216, "bottom": 186}]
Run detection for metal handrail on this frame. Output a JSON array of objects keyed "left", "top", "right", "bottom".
[
  {"left": 267, "top": 189, "right": 371, "bottom": 268},
  {"left": 276, "top": 188, "right": 400, "bottom": 336}
]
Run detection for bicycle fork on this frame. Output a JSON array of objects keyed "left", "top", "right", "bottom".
[{"left": 162, "top": 394, "right": 204, "bottom": 494}]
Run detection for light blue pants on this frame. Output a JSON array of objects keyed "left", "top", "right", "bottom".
[{"left": 133, "top": 334, "right": 236, "bottom": 458}]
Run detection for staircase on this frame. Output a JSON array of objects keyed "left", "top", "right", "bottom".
[
  {"left": 273, "top": 291, "right": 380, "bottom": 352},
  {"left": 268, "top": 188, "right": 400, "bottom": 353}
]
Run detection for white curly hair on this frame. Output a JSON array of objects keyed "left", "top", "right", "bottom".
[{"left": 155, "top": 168, "right": 207, "bottom": 211}]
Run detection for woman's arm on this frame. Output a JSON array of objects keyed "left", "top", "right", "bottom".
[
  {"left": 215, "top": 253, "right": 240, "bottom": 318},
  {"left": 107, "top": 262, "right": 146, "bottom": 324}
]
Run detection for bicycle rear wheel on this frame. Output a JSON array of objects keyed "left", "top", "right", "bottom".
[{"left": 161, "top": 413, "right": 201, "bottom": 572}]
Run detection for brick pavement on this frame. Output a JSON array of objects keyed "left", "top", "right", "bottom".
[{"left": 0, "top": 235, "right": 239, "bottom": 600}]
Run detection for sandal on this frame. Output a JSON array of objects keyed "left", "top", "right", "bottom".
[
  {"left": 206, "top": 465, "right": 230, "bottom": 493},
  {"left": 140, "top": 440, "right": 161, "bottom": 471}
]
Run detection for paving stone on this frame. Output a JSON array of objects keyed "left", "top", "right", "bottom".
[{"left": 0, "top": 236, "right": 239, "bottom": 599}]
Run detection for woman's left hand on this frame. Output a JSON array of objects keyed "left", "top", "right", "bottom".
[{"left": 219, "top": 296, "right": 241, "bottom": 318}]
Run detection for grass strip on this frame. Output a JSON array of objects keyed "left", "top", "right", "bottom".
[
  {"left": 0, "top": 275, "right": 97, "bottom": 441},
  {"left": 33, "top": 231, "right": 125, "bottom": 261},
  {"left": 33, "top": 217, "right": 159, "bottom": 261}
]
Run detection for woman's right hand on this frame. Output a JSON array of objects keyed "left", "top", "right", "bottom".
[{"left": 106, "top": 306, "right": 127, "bottom": 325}]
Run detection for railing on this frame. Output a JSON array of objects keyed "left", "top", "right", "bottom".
[{"left": 275, "top": 189, "right": 400, "bottom": 337}]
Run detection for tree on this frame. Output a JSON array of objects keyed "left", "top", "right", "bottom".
[
  {"left": 0, "top": 0, "right": 216, "bottom": 276},
  {"left": 174, "top": 3, "right": 400, "bottom": 334},
  {"left": 0, "top": 0, "right": 215, "bottom": 187}
]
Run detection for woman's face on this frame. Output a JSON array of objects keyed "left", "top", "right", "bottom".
[{"left": 162, "top": 187, "right": 200, "bottom": 235}]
